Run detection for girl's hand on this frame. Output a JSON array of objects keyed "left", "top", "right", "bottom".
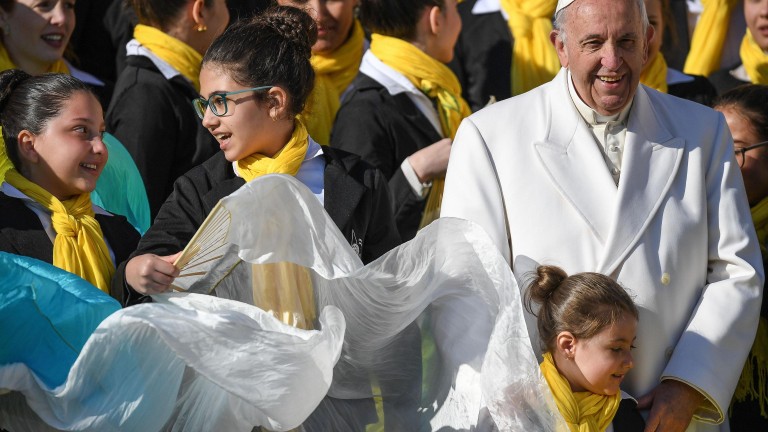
[{"left": 125, "top": 252, "right": 182, "bottom": 295}]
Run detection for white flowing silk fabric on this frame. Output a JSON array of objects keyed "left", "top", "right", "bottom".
[{"left": 0, "top": 175, "right": 566, "bottom": 431}]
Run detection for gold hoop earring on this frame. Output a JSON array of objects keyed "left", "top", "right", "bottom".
[{"left": 196, "top": 24, "right": 207, "bottom": 32}]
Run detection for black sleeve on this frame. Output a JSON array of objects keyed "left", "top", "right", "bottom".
[
  {"left": 361, "top": 167, "right": 402, "bottom": 263},
  {"left": 107, "top": 80, "right": 180, "bottom": 218}
]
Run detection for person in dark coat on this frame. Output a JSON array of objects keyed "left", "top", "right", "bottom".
[
  {"left": 0, "top": 70, "right": 139, "bottom": 304},
  {"left": 106, "top": 0, "right": 229, "bottom": 219},
  {"left": 117, "top": 7, "right": 405, "bottom": 429}
]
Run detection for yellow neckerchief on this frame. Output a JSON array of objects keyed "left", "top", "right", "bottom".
[
  {"left": 540, "top": 352, "right": 621, "bottom": 432},
  {"left": 236, "top": 118, "right": 309, "bottom": 182},
  {"left": 740, "top": 29, "right": 768, "bottom": 85},
  {"left": 4, "top": 169, "right": 114, "bottom": 293},
  {"left": 236, "top": 119, "right": 315, "bottom": 332},
  {"left": 752, "top": 197, "right": 768, "bottom": 256},
  {"left": 498, "top": 0, "right": 560, "bottom": 95},
  {"left": 683, "top": 0, "right": 740, "bottom": 76},
  {"left": 0, "top": 42, "right": 69, "bottom": 74},
  {"left": 369, "top": 33, "right": 471, "bottom": 228},
  {"left": 303, "top": 20, "right": 365, "bottom": 145},
  {"left": 133, "top": 24, "right": 203, "bottom": 91},
  {"left": 0, "top": 127, "right": 11, "bottom": 184},
  {"left": 640, "top": 52, "right": 668, "bottom": 93}
]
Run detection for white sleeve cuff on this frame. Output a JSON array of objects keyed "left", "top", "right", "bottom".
[{"left": 401, "top": 158, "right": 431, "bottom": 198}]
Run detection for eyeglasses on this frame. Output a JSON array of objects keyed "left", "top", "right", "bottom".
[
  {"left": 192, "top": 86, "right": 273, "bottom": 119},
  {"left": 734, "top": 141, "right": 768, "bottom": 167}
]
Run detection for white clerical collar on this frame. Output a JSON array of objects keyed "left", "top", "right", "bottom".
[
  {"left": 471, "top": 0, "right": 509, "bottom": 19},
  {"left": 567, "top": 70, "right": 632, "bottom": 126}
]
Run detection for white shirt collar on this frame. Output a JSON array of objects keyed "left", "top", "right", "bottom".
[
  {"left": 126, "top": 39, "right": 185, "bottom": 83},
  {"left": 359, "top": 50, "right": 422, "bottom": 97},
  {"left": 472, "top": 0, "right": 509, "bottom": 19},
  {"left": 567, "top": 70, "right": 632, "bottom": 125}
]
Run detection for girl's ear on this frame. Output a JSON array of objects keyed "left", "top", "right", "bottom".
[
  {"left": 428, "top": 5, "right": 442, "bottom": 36},
  {"left": 190, "top": 0, "right": 208, "bottom": 31},
  {"left": 266, "top": 86, "right": 290, "bottom": 121},
  {"left": 555, "top": 331, "right": 576, "bottom": 360},
  {"left": 16, "top": 130, "right": 39, "bottom": 165}
]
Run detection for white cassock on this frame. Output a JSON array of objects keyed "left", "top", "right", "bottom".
[{"left": 441, "top": 68, "right": 764, "bottom": 431}]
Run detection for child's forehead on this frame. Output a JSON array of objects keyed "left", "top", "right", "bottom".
[{"left": 593, "top": 314, "right": 638, "bottom": 342}]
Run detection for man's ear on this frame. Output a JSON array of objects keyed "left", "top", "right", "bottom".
[
  {"left": 266, "top": 86, "right": 290, "bottom": 121},
  {"left": 556, "top": 331, "right": 576, "bottom": 359},
  {"left": 16, "top": 130, "right": 39, "bottom": 164},
  {"left": 643, "top": 24, "right": 655, "bottom": 64},
  {"left": 551, "top": 30, "right": 568, "bottom": 68}
]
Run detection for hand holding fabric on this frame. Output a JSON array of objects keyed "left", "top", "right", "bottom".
[{"left": 408, "top": 138, "right": 452, "bottom": 183}]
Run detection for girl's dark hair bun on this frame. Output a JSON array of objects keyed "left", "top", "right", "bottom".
[{"left": 260, "top": 6, "right": 318, "bottom": 59}]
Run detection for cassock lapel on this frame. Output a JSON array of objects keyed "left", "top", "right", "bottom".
[
  {"left": 596, "top": 86, "right": 684, "bottom": 275},
  {"left": 534, "top": 70, "right": 618, "bottom": 244}
]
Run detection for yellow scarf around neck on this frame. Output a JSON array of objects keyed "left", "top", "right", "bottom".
[
  {"left": 303, "top": 20, "right": 365, "bottom": 145},
  {"left": 369, "top": 33, "right": 471, "bottom": 228},
  {"left": 0, "top": 127, "right": 11, "bottom": 184},
  {"left": 0, "top": 43, "right": 69, "bottom": 75},
  {"left": 4, "top": 169, "right": 114, "bottom": 293},
  {"left": 683, "top": 0, "right": 740, "bottom": 76},
  {"left": 740, "top": 30, "right": 768, "bottom": 85},
  {"left": 640, "top": 52, "right": 668, "bottom": 93},
  {"left": 236, "top": 119, "right": 315, "bottom": 332},
  {"left": 498, "top": 0, "right": 560, "bottom": 95},
  {"left": 236, "top": 118, "right": 309, "bottom": 183},
  {"left": 540, "top": 352, "right": 621, "bottom": 432},
  {"left": 133, "top": 24, "right": 203, "bottom": 91}
]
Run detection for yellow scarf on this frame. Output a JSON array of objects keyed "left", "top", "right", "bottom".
[
  {"left": 740, "top": 30, "right": 768, "bottom": 85},
  {"left": 133, "top": 24, "right": 203, "bottom": 91},
  {"left": 0, "top": 127, "right": 11, "bottom": 184},
  {"left": 237, "top": 119, "right": 315, "bottom": 332},
  {"left": 498, "top": 0, "right": 560, "bottom": 95},
  {"left": 540, "top": 352, "right": 621, "bottom": 432},
  {"left": 236, "top": 119, "right": 309, "bottom": 182},
  {"left": 0, "top": 42, "right": 69, "bottom": 74},
  {"left": 640, "top": 52, "right": 668, "bottom": 93},
  {"left": 4, "top": 169, "right": 114, "bottom": 293},
  {"left": 683, "top": 0, "right": 740, "bottom": 76},
  {"left": 303, "top": 20, "right": 365, "bottom": 145},
  {"left": 369, "top": 34, "right": 471, "bottom": 228}
]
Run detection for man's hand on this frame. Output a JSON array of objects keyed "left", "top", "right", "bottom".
[
  {"left": 637, "top": 380, "right": 705, "bottom": 432},
  {"left": 408, "top": 138, "right": 452, "bottom": 183},
  {"left": 125, "top": 252, "right": 182, "bottom": 295}
]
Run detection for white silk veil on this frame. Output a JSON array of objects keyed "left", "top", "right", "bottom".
[{"left": 0, "top": 174, "right": 566, "bottom": 431}]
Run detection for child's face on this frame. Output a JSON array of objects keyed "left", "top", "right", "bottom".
[
  {"left": 570, "top": 314, "right": 637, "bottom": 396},
  {"left": 22, "top": 91, "right": 107, "bottom": 200}
]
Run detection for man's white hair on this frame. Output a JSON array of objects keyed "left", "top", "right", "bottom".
[{"left": 553, "top": 0, "right": 649, "bottom": 45}]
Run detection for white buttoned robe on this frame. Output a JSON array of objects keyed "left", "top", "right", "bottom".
[{"left": 441, "top": 69, "right": 764, "bottom": 431}]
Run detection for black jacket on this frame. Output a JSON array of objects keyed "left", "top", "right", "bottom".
[
  {"left": 0, "top": 192, "right": 140, "bottom": 304},
  {"left": 115, "top": 147, "right": 401, "bottom": 306},
  {"left": 709, "top": 63, "right": 751, "bottom": 96},
  {"left": 449, "top": 0, "right": 513, "bottom": 111},
  {"left": 331, "top": 73, "right": 443, "bottom": 241},
  {"left": 106, "top": 55, "right": 219, "bottom": 220}
]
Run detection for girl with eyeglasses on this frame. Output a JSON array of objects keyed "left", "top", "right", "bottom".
[
  {"left": 119, "top": 6, "right": 399, "bottom": 310},
  {"left": 713, "top": 84, "right": 768, "bottom": 430}
]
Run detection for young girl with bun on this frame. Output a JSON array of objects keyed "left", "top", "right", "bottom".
[
  {"left": 0, "top": 69, "right": 140, "bottom": 302},
  {"left": 525, "top": 265, "right": 644, "bottom": 432}
]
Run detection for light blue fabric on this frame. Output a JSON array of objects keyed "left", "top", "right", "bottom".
[
  {"left": 0, "top": 252, "right": 120, "bottom": 388},
  {"left": 92, "top": 133, "right": 151, "bottom": 234}
]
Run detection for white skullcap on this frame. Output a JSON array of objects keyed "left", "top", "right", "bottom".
[{"left": 555, "top": 0, "right": 575, "bottom": 13}]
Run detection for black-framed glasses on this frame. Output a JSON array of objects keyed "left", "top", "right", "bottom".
[
  {"left": 734, "top": 141, "right": 768, "bottom": 167},
  {"left": 192, "top": 86, "right": 273, "bottom": 119}
]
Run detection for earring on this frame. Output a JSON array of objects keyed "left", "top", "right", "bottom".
[{"left": 196, "top": 24, "right": 207, "bottom": 32}]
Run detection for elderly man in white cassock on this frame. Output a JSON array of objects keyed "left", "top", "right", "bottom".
[{"left": 440, "top": 0, "right": 764, "bottom": 430}]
